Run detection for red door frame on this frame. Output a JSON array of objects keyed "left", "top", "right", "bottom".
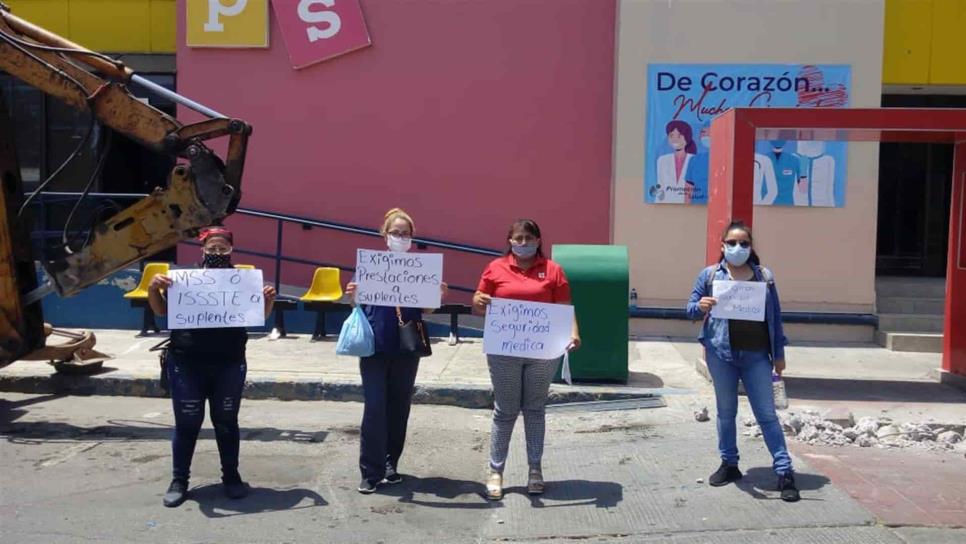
[{"left": 706, "top": 107, "right": 966, "bottom": 378}]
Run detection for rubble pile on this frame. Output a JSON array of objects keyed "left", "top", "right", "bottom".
[{"left": 743, "top": 410, "right": 965, "bottom": 452}]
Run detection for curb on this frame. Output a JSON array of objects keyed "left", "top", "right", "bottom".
[
  {"left": 0, "top": 374, "right": 660, "bottom": 410},
  {"left": 694, "top": 357, "right": 711, "bottom": 382},
  {"left": 930, "top": 368, "right": 966, "bottom": 393}
]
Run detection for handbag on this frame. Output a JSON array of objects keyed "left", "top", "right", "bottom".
[
  {"left": 336, "top": 306, "right": 376, "bottom": 357},
  {"left": 396, "top": 307, "right": 432, "bottom": 357},
  {"left": 149, "top": 338, "right": 171, "bottom": 397}
]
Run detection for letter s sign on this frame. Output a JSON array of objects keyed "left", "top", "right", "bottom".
[
  {"left": 298, "top": 0, "right": 341, "bottom": 42},
  {"left": 273, "top": 0, "right": 371, "bottom": 69}
]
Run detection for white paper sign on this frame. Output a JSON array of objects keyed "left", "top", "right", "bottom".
[
  {"left": 711, "top": 280, "right": 767, "bottom": 322},
  {"left": 167, "top": 269, "right": 266, "bottom": 329},
  {"left": 354, "top": 249, "right": 443, "bottom": 308},
  {"left": 484, "top": 298, "right": 574, "bottom": 359}
]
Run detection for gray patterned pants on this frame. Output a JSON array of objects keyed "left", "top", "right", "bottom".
[{"left": 487, "top": 355, "right": 561, "bottom": 472}]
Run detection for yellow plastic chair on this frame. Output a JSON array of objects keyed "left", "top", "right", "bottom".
[
  {"left": 234, "top": 264, "right": 255, "bottom": 270},
  {"left": 300, "top": 267, "right": 343, "bottom": 302},
  {"left": 124, "top": 262, "right": 170, "bottom": 300},
  {"left": 300, "top": 267, "right": 348, "bottom": 340},
  {"left": 124, "top": 262, "right": 169, "bottom": 336}
]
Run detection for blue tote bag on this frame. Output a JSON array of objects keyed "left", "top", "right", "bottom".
[{"left": 336, "top": 306, "right": 376, "bottom": 357}]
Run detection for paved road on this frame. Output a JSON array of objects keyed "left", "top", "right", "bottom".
[{"left": 3, "top": 393, "right": 963, "bottom": 543}]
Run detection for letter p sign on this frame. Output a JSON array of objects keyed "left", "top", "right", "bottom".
[
  {"left": 205, "top": 0, "right": 249, "bottom": 32},
  {"left": 187, "top": 0, "right": 269, "bottom": 48}
]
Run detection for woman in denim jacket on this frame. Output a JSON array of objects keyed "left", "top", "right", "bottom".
[{"left": 686, "top": 220, "right": 799, "bottom": 502}]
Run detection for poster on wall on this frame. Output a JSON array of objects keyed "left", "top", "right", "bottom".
[
  {"left": 186, "top": 0, "right": 270, "bottom": 48},
  {"left": 644, "top": 64, "right": 851, "bottom": 207},
  {"left": 272, "top": 0, "right": 372, "bottom": 69}
]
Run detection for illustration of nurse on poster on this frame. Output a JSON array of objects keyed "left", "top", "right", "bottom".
[{"left": 644, "top": 64, "right": 851, "bottom": 207}]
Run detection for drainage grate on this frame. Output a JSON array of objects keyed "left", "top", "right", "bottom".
[{"left": 546, "top": 397, "right": 666, "bottom": 413}]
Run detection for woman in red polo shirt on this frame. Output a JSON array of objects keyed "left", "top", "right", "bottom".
[{"left": 473, "top": 219, "right": 580, "bottom": 501}]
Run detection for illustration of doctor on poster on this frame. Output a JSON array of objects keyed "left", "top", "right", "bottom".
[{"left": 645, "top": 64, "right": 851, "bottom": 207}]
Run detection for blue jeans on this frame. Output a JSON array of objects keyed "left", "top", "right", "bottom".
[
  {"left": 168, "top": 355, "right": 247, "bottom": 483},
  {"left": 359, "top": 354, "right": 420, "bottom": 484},
  {"left": 706, "top": 349, "right": 792, "bottom": 475}
]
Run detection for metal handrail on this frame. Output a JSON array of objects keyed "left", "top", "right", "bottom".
[
  {"left": 25, "top": 191, "right": 496, "bottom": 294},
  {"left": 27, "top": 191, "right": 502, "bottom": 256}
]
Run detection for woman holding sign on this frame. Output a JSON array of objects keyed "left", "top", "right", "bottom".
[
  {"left": 685, "top": 220, "right": 799, "bottom": 502},
  {"left": 344, "top": 208, "right": 446, "bottom": 495},
  {"left": 147, "top": 226, "right": 276, "bottom": 508},
  {"left": 473, "top": 219, "right": 580, "bottom": 501}
]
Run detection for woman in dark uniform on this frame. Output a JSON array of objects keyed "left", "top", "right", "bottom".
[
  {"left": 344, "top": 208, "right": 446, "bottom": 494},
  {"left": 148, "top": 226, "right": 276, "bottom": 507}
]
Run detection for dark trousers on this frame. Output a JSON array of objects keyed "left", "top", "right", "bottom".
[
  {"left": 359, "top": 354, "right": 420, "bottom": 484},
  {"left": 168, "top": 355, "right": 247, "bottom": 483}
]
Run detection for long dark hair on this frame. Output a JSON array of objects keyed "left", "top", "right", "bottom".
[
  {"left": 665, "top": 120, "right": 698, "bottom": 154},
  {"left": 505, "top": 219, "right": 544, "bottom": 257},
  {"left": 719, "top": 220, "right": 761, "bottom": 266}
]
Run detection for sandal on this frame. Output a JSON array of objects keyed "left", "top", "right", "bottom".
[
  {"left": 527, "top": 467, "right": 544, "bottom": 495},
  {"left": 485, "top": 471, "right": 503, "bottom": 501}
]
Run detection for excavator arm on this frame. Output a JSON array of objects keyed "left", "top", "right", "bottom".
[{"left": 0, "top": 4, "right": 252, "bottom": 366}]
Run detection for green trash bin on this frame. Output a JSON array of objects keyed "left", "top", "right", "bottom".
[{"left": 551, "top": 244, "right": 629, "bottom": 383}]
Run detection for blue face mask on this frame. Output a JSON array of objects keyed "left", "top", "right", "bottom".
[
  {"left": 701, "top": 136, "right": 710, "bottom": 149},
  {"left": 511, "top": 243, "right": 538, "bottom": 259},
  {"left": 723, "top": 244, "right": 751, "bottom": 267}
]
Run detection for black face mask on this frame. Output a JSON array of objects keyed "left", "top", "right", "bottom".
[{"left": 203, "top": 253, "right": 232, "bottom": 269}]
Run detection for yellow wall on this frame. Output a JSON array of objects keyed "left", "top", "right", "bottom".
[
  {"left": 5, "top": 0, "right": 175, "bottom": 53},
  {"left": 884, "top": 0, "right": 966, "bottom": 85}
]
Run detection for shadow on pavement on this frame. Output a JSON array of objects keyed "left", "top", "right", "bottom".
[
  {"left": 0, "top": 417, "right": 328, "bottom": 445},
  {"left": 188, "top": 484, "right": 328, "bottom": 518},
  {"left": 378, "top": 476, "right": 623, "bottom": 510},
  {"left": 785, "top": 377, "right": 966, "bottom": 404},
  {"left": 627, "top": 371, "right": 665, "bottom": 388},
  {"left": 505, "top": 480, "right": 624, "bottom": 509},
  {"left": 735, "top": 467, "right": 830, "bottom": 500},
  {"left": 379, "top": 475, "right": 491, "bottom": 509}
]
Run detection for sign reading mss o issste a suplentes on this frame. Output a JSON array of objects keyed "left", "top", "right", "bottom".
[
  {"left": 186, "top": 0, "right": 371, "bottom": 69},
  {"left": 167, "top": 268, "right": 266, "bottom": 329}
]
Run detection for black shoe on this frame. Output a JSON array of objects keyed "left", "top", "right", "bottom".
[
  {"left": 709, "top": 462, "right": 743, "bottom": 487},
  {"left": 163, "top": 478, "right": 189, "bottom": 508},
  {"left": 382, "top": 467, "right": 403, "bottom": 485},
  {"left": 223, "top": 480, "right": 249, "bottom": 500},
  {"left": 778, "top": 472, "right": 800, "bottom": 502},
  {"left": 357, "top": 479, "right": 378, "bottom": 494}
]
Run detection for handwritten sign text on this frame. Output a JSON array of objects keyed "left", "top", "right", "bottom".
[
  {"left": 167, "top": 268, "right": 265, "bottom": 329},
  {"left": 355, "top": 250, "right": 442, "bottom": 308},
  {"left": 711, "top": 280, "right": 766, "bottom": 322},
  {"left": 484, "top": 298, "right": 574, "bottom": 359}
]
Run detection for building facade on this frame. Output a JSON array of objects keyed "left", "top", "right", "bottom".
[{"left": 3, "top": 0, "right": 965, "bottom": 339}]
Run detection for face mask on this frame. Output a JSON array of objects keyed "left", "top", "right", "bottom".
[
  {"left": 700, "top": 136, "right": 710, "bottom": 149},
  {"left": 511, "top": 243, "right": 538, "bottom": 259},
  {"left": 203, "top": 252, "right": 233, "bottom": 268},
  {"left": 670, "top": 140, "right": 686, "bottom": 151},
  {"left": 723, "top": 244, "right": 751, "bottom": 267},
  {"left": 387, "top": 234, "right": 412, "bottom": 253}
]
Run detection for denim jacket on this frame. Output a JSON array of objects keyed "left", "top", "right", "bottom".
[{"left": 685, "top": 261, "right": 787, "bottom": 363}]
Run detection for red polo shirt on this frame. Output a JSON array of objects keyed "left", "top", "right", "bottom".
[{"left": 477, "top": 255, "right": 571, "bottom": 303}]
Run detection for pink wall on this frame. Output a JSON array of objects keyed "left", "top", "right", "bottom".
[{"left": 176, "top": 0, "right": 616, "bottom": 295}]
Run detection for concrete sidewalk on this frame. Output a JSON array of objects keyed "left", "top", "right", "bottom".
[
  {"left": 0, "top": 331, "right": 705, "bottom": 408},
  {"left": 2, "top": 329, "right": 961, "bottom": 418}
]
